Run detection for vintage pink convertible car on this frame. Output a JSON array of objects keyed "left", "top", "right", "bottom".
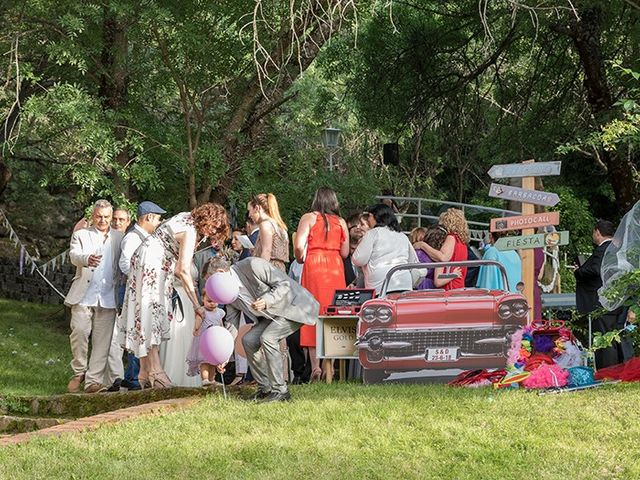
[{"left": 356, "top": 260, "right": 529, "bottom": 383}]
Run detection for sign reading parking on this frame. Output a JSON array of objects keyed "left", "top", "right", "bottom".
[
  {"left": 490, "top": 211, "right": 560, "bottom": 233},
  {"left": 494, "top": 231, "right": 570, "bottom": 251},
  {"left": 488, "top": 183, "right": 560, "bottom": 207},
  {"left": 488, "top": 161, "right": 562, "bottom": 179}
]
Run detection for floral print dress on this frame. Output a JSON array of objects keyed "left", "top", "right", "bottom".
[{"left": 117, "top": 212, "right": 195, "bottom": 358}]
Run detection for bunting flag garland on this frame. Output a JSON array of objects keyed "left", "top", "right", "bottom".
[
  {"left": 39, "top": 249, "right": 70, "bottom": 276},
  {"left": 0, "top": 208, "right": 66, "bottom": 298}
]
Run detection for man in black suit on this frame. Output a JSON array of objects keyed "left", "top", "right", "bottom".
[{"left": 574, "top": 219, "right": 633, "bottom": 368}]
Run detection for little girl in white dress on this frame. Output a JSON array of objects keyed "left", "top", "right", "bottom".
[{"left": 186, "top": 292, "right": 226, "bottom": 386}]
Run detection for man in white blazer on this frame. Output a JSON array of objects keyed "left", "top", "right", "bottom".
[{"left": 65, "top": 199, "right": 123, "bottom": 393}]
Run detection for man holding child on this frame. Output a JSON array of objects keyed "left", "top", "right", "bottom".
[{"left": 211, "top": 256, "right": 320, "bottom": 402}]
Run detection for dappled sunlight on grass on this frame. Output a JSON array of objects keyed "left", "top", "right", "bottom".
[
  {"left": 1, "top": 300, "right": 639, "bottom": 479},
  {"left": 2, "top": 383, "right": 640, "bottom": 479}
]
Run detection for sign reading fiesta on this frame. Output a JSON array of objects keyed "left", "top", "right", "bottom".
[{"left": 494, "top": 231, "right": 570, "bottom": 251}]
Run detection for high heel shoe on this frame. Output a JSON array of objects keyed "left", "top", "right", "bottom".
[
  {"left": 137, "top": 375, "right": 152, "bottom": 390},
  {"left": 149, "top": 371, "right": 173, "bottom": 389}
]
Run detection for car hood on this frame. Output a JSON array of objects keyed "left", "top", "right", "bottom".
[
  {"left": 381, "top": 288, "right": 524, "bottom": 327},
  {"left": 385, "top": 288, "right": 512, "bottom": 301}
]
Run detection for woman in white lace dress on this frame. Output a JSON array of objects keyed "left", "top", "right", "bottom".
[
  {"left": 159, "top": 264, "right": 202, "bottom": 388},
  {"left": 117, "top": 203, "right": 229, "bottom": 388}
]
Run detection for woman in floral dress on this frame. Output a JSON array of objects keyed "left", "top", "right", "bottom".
[{"left": 117, "top": 203, "right": 229, "bottom": 388}]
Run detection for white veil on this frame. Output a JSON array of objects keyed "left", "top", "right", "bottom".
[{"left": 598, "top": 200, "right": 640, "bottom": 310}]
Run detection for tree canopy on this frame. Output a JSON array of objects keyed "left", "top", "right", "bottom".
[{"left": 1, "top": 1, "right": 639, "bottom": 255}]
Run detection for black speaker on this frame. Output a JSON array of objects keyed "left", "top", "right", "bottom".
[{"left": 383, "top": 143, "right": 400, "bottom": 166}]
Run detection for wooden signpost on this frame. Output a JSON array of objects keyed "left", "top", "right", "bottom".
[
  {"left": 490, "top": 211, "right": 560, "bottom": 233},
  {"left": 487, "top": 160, "right": 564, "bottom": 320}
]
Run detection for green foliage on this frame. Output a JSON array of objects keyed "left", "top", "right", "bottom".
[
  {"left": 551, "top": 187, "right": 596, "bottom": 248},
  {"left": 591, "top": 329, "right": 624, "bottom": 352},
  {"left": 231, "top": 140, "right": 381, "bottom": 230},
  {"left": 19, "top": 83, "right": 160, "bottom": 205},
  {"left": 1, "top": 0, "right": 639, "bottom": 254},
  {"left": 559, "top": 64, "right": 640, "bottom": 156},
  {"left": 601, "top": 268, "right": 640, "bottom": 316},
  {"left": 0, "top": 396, "right": 29, "bottom": 415}
]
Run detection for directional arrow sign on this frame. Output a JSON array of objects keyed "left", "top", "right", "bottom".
[
  {"left": 494, "top": 231, "right": 570, "bottom": 251},
  {"left": 488, "top": 183, "right": 560, "bottom": 207},
  {"left": 490, "top": 211, "right": 560, "bottom": 233},
  {"left": 488, "top": 161, "right": 562, "bottom": 179}
]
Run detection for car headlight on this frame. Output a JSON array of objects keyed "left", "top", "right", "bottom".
[
  {"left": 511, "top": 301, "right": 528, "bottom": 318},
  {"left": 498, "top": 303, "right": 512, "bottom": 319},
  {"left": 361, "top": 305, "right": 393, "bottom": 323},
  {"left": 362, "top": 306, "right": 377, "bottom": 323},
  {"left": 377, "top": 306, "right": 392, "bottom": 323}
]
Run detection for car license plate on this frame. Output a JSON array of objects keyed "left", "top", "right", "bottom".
[{"left": 426, "top": 347, "right": 458, "bottom": 362}]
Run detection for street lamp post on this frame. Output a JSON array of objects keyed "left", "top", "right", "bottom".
[{"left": 321, "top": 127, "right": 341, "bottom": 171}]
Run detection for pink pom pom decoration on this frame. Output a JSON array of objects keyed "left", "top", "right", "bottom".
[{"left": 522, "top": 363, "right": 569, "bottom": 389}]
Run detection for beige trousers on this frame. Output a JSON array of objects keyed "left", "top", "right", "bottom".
[{"left": 69, "top": 305, "right": 123, "bottom": 386}]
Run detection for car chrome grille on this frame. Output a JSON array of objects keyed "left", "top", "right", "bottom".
[{"left": 361, "top": 327, "right": 516, "bottom": 357}]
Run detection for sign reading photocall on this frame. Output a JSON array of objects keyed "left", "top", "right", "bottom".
[
  {"left": 488, "top": 161, "right": 562, "bottom": 179},
  {"left": 488, "top": 183, "right": 560, "bottom": 207},
  {"left": 490, "top": 211, "right": 560, "bottom": 233},
  {"left": 494, "top": 231, "right": 570, "bottom": 251}
]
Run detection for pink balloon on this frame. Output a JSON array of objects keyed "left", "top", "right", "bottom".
[
  {"left": 199, "top": 326, "right": 234, "bottom": 365},
  {"left": 205, "top": 271, "right": 239, "bottom": 304}
]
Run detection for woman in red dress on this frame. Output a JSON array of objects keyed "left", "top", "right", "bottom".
[
  {"left": 294, "top": 188, "right": 349, "bottom": 380},
  {"left": 414, "top": 208, "right": 469, "bottom": 289}
]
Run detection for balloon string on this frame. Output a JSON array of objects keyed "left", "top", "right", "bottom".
[{"left": 220, "top": 371, "right": 227, "bottom": 400}]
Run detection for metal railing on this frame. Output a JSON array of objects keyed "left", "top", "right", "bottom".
[{"left": 375, "top": 195, "right": 520, "bottom": 242}]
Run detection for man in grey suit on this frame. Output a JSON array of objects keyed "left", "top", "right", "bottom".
[
  {"left": 223, "top": 257, "right": 319, "bottom": 402},
  {"left": 65, "top": 199, "right": 123, "bottom": 393}
]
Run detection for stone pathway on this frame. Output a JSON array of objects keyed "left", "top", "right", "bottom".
[{"left": 0, "top": 396, "right": 199, "bottom": 447}]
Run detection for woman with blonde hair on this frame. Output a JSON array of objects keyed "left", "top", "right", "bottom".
[
  {"left": 247, "top": 193, "right": 289, "bottom": 272},
  {"left": 414, "top": 208, "right": 469, "bottom": 289}
]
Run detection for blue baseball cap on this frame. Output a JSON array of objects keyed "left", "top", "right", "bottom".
[{"left": 137, "top": 201, "right": 166, "bottom": 217}]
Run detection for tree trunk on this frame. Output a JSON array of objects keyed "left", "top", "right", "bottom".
[
  {"left": 0, "top": 159, "right": 11, "bottom": 197},
  {"left": 99, "top": 8, "right": 131, "bottom": 199},
  {"left": 0, "top": 77, "right": 32, "bottom": 198},
  {"left": 567, "top": 6, "right": 638, "bottom": 210}
]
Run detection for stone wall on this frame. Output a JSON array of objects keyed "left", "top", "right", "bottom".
[{"left": 0, "top": 257, "right": 73, "bottom": 304}]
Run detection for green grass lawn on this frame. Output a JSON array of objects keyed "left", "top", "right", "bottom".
[
  {"left": 0, "top": 299, "right": 71, "bottom": 396},
  {"left": 1, "top": 383, "right": 639, "bottom": 479},
  {"left": 1, "top": 299, "right": 640, "bottom": 479}
]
